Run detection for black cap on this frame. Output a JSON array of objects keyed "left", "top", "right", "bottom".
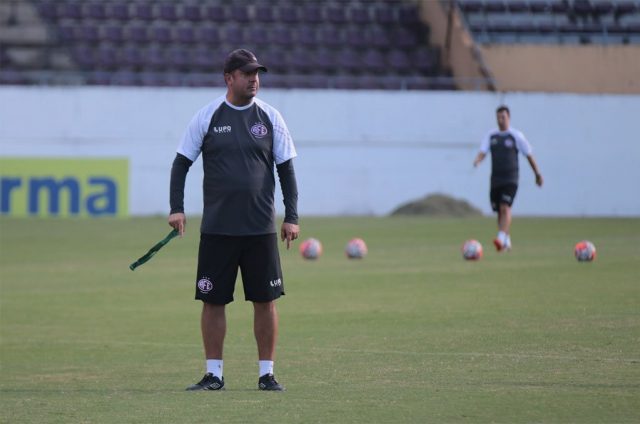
[{"left": 223, "top": 49, "right": 268, "bottom": 74}]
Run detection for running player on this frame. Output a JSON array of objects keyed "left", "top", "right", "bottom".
[{"left": 473, "top": 105, "right": 543, "bottom": 251}]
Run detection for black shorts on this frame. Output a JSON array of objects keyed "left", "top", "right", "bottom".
[
  {"left": 195, "top": 233, "right": 284, "bottom": 304},
  {"left": 490, "top": 183, "right": 518, "bottom": 212}
]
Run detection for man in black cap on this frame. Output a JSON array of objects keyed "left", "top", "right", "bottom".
[{"left": 168, "top": 49, "right": 299, "bottom": 391}]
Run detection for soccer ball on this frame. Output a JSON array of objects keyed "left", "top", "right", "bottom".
[
  {"left": 462, "top": 239, "right": 483, "bottom": 260},
  {"left": 574, "top": 240, "right": 596, "bottom": 262},
  {"left": 345, "top": 238, "right": 368, "bottom": 259},
  {"left": 299, "top": 238, "right": 322, "bottom": 260}
]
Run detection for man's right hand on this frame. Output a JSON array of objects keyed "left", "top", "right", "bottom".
[{"left": 168, "top": 212, "right": 186, "bottom": 237}]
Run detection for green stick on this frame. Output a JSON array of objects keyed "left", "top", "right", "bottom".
[{"left": 129, "top": 229, "right": 179, "bottom": 271}]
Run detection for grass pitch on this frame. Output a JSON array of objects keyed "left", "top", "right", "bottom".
[{"left": 1, "top": 216, "right": 639, "bottom": 423}]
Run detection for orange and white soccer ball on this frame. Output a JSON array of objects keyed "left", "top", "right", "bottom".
[
  {"left": 345, "top": 238, "right": 368, "bottom": 259},
  {"left": 462, "top": 239, "right": 483, "bottom": 260},
  {"left": 299, "top": 238, "right": 322, "bottom": 260},
  {"left": 574, "top": 240, "right": 596, "bottom": 262}
]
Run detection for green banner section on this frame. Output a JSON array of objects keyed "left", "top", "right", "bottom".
[{"left": 0, "top": 158, "right": 128, "bottom": 217}]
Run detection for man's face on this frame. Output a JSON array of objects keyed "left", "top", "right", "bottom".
[
  {"left": 227, "top": 69, "right": 259, "bottom": 104},
  {"left": 496, "top": 110, "right": 510, "bottom": 131}
]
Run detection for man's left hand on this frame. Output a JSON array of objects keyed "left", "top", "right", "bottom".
[{"left": 280, "top": 222, "right": 300, "bottom": 250}]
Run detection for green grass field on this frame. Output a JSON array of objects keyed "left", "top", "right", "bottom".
[{"left": 1, "top": 216, "right": 639, "bottom": 423}]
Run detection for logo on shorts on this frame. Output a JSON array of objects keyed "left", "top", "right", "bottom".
[
  {"left": 251, "top": 122, "right": 268, "bottom": 138},
  {"left": 269, "top": 278, "right": 282, "bottom": 287},
  {"left": 198, "top": 277, "right": 213, "bottom": 293}
]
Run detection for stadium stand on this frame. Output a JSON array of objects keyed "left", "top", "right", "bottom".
[
  {"left": 456, "top": 0, "right": 640, "bottom": 44},
  {"left": 0, "top": 0, "right": 454, "bottom": 90}
]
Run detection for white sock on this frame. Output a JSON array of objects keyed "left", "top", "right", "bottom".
[
  {"left": 259, "top": 360, "right": 274, "bottom": 377},
  {"left": 505, "top": 235, "right": 512, "bottom": 248},
  {"left": 497, "top": 231, "right": 507, "bottom": 244},
  {"left": 206, "top": 359, "right": 223, "bottom": 379}
]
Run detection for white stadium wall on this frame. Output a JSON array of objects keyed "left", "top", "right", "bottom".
[{"left": 0, "top": 86, "right": 638, "bottom": 217}]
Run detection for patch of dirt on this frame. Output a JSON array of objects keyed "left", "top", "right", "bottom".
[{"left": 390, "top": 193, "right": 483, "bottom": 217}]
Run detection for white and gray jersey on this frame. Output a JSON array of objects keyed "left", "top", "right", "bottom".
[
  {"left": 177, "top": 95, "right": 297, "bottom": 235},
  {"left": 479, "top": 127, "right": 532, "bottom": 186}
]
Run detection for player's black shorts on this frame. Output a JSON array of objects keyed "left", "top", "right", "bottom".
[
  {"left": 195, "top": 233, "right": 284, "bottom": 305},
  {"left": 490, "top": 183, "right": 518, "bottom": 211}
]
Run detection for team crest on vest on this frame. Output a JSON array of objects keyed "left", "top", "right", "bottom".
[
  {"left": 251, "top": 122, "right": 268, "bottom": 138},
  {"left": 504, "top": 139, "right": 514, "bottom": 148}
]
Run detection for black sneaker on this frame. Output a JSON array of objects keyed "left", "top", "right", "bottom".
[
  {"left": 186, "top": 373, "right": 225, "bottom": 391},
  {"left": 258, "top": 373, "right": 285, "bottom": 391}
]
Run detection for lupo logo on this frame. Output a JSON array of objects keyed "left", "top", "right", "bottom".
[{"left": 0, "top": 158, "right": 128, "bottom": 217}]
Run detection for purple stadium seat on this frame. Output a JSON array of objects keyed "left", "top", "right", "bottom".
[
  {"left": 528, "top": 1, "right": 550, "bottom": 13},
  {"left": 192, "top": 47, "right": 217, "bottom": 72},
  {"left": 57, "top": 25, "right": 76, "bottom": 42},
  {"left": 550, "top": 2, "right": 569, "bottom": 13},
  {"left": 262, "top": 49, "right": 287, "bottom": 73},
  {"left": 134, "top": 3, "right": 154, "bottom": 21},
  {"left": 103, "top": 25, "right": 124, "bottom": 43},
  {"left": 301, "top": 5, "right": 322, "bottom": 23},
  {"left": 336, "top": 49, "right": 361, "bottom": 74},
  {"left": 110, "top": 71, "right": 138, "bottom": 86},
  {"left": 247, "top": 27, "right": 269, "bottom": 46},
  {"left": 176, "top": 26, "right": 196, "bottom": 44},
  {"left": 183, "top": 5, "right": 201, "bottom": 22},
  {"left": 350, "top": 7, "right": 371, "bottom": 25},
  {"left": 198, "top": 26, "right": 220, "bottom": 44},
  {"left": 221, "top": 26, "right": 244, "bottom": 43},
  {"left": 507, "top": 1, "right": 528, "bottom": 13},
  {"left": 317, "top": 26, "right": 344, "bottom": 48},
  {"left": 345, "top": 27, "right": 369, "bottom": 48},
  {"left": 85, "top": 3, "right": 106, "bottom": 20},
  {"left": 204, "top": 5, "right": 226, "bottom": 22},
  {"left": 484, "top": 0, "right": 506, "bottom": 13},
  {"left": 107, "top": 3, "right": 129, "bottom": 21},
  {"left": 615, "top": 1, "right": 637, "bottom": 16},
  {"left": 457, "top": 1, "right": 483, "bottom": 13},
  {"left": 332, "top": 74, "right": 359, "bottom": 89},
  {"left": 121, "top": 46, "right": 144, "bottom": 68},
  {"left": 374, "top": 5, "right": 396, "bottom": 24},
  {"left": 398, "top": 4, "right": 420, "bottom": 25},
  {"left": 255, "top": 6, "right": 275, "bottom": 23},
  {"left": 280, "top": 6, "right": 301, "bottom": 24},
  {"left": 393, "top": 29, "right": 419, "bottom": 48},
  {"left": 326, "top": 6, "right": 347, "bottom": 24},
  {"left": 128, "top": 25, "right": 150, "bottom": 44},
  {"left": 166, "top": 48, "right": 191, "bottom": 70},
  {"left": 151, "top": 25, "right": 172, "bottom": 44},
  {"left": 270, "top": 27, "right": 294, "bottom": 46},
  {"left": 57, "top": 3, "right": 81, "bottom": 20},
  {"left": 288, "top": 48, "right": 316, "bottom": 74},
  {"left": 86, "top": 71, "right": 111, "bottom": 85},
  {"left": 144, "top": 48, "right": 166, "bottom": 71},
  {"left": 96, "top": 47, "right": 118, "bottom": 70},
  {"left": 361, "top": 49, "right": 386, "bottom": 74},
  {"left": 386, "top": 50, "right": 411, "bottom": 74},
  {"left": 158, "top": 3, "right": 178, "bottom": 21},
  {"left": 36, "top": 2, "right": 57, "bottom": 20},
  {"left": 72, "top": 46, "right": 96, "bottom": 69},
  {"left": 311, "top": 49, "right": 337, "bottom": 74},
  {"left": 369, "top": 27, "right": 392, "bottom": 49},
  {"left": 296, "top": 26, "right": 318, "bottom": 46},
  {"left": 414, "top": 49, "right": 437, "bottom": 75},
  {"left": 231, "top": 5, "right": 250, "bottom": 23},
  {"left": 78, "top": 25, "right": 99, "bottom": 43},
  {"left": 405, "top": 76, "right": 431, "bottom": 90}
]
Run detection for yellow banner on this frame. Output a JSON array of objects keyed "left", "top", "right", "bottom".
[{"left": 0, "top": 158, "right": 128, "bottom": 217}]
